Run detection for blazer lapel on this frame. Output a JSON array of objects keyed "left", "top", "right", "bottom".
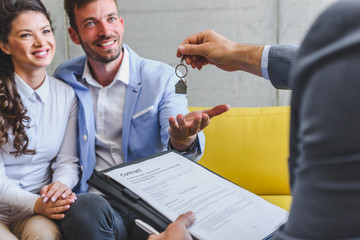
[{"left": 122, "top": 45, "right": 142, "bottom": 162}]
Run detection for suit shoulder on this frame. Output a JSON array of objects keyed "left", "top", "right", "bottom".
[{"left": 54, "top": 55, "right": 87, "bottom": 76}]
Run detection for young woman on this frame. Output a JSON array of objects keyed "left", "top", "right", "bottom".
[{"left": 0, "top": 0, "right": 79, "bottom": 239}]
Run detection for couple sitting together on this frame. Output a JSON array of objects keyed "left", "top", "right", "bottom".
[{"left": 3, "top": 0, "right": 360, "bottom": 240}]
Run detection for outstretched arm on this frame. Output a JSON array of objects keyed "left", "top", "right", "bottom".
[
  {"left": 176, "top": 30, "right": 264, "bottom": 75},
  {"left": 176, "top": 30, "right": 297, "bottom": 89}
]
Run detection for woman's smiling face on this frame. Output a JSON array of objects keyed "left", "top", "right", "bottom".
[{"left": 1, "top": 11, "right": 55, "bottom": 73}]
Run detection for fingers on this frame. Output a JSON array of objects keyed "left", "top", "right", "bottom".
[
  {"left": 175, "top": 212, "right": 196, "bottom": 228},
  {"left": 59, "top": 197, "right": 76, "bottom": 205},
  {"left": 46, "top": 199, "right": 74, "bottom": 219},
  {"left": 61, "top": 188, "right": 72, "bottom": 200},
  {"left": 169, "top": 110, "right": 210, "bottom": 144},
  {"left": 187, "top": 114, "right": 202, "bottom": 135},
  {"left": 198, "top": 104, "right": 230, "bottom": 131},
  {"left": 176, "top": 113, "right": 202, "bottom": 136},
  {"left": 46, "top": 201, "right": 72, "bottom": 219},
  {"left": 169, "top": 116, "right": 179, "bottom": 132},
  {"left": 47, "top": 183, "right": 66, "bottom": 202},
  {"left": 176, "top": 104, "right": 230, "bottom": 135},
  {"left": 148, "top": 212, "right": 195, "bottom": 240},
  {"left": 69, "top": 192, "right": 77, "bottom": 199},
  {"left": 178, "top": 45, "right": 209, "bottom": 70},
  {"left": 50, "top": 203, "right": 71, "bottom": 214},
  {"left": 200, "top": 113, "right": 210, "bottom": 130},
  {"left": 49, "top": 213, "right": 66, "bottom": 220},
  {"left": 170, "top": 111, "right": 207, "bottom": 135},
  {"left": 177, "top": 33, "right": 204, "bottom": 57},
  {"left": 204, "top": 104, "right": 230, "bottom": 119},
  {"left": 160, "top": 212, "right": 195, "bottom": 240},
  {"left": 148, "top": 234, "right": 162, "bottom": 240},
  {"left": 40, "top": 185, "right": 49, "bottom": 199},
  {"left": 176, "top": 114, "right": 188, "bottom": 135},
  {"left": 169, "top": 114, "right": 189, "bottom": 136},
  {"left": 34, "top": 196, "right": 74, "bottom": 220},
  {"left": 181, "top": 44, "right": 204, "bottom": 57},
  {"left": 195, "top": 57, "right": 209, "bottom": 70},
  {"left": 42, "top": 181, "right": 72, "bottom": 203},
  {"left": 177, "top": 31, "right": 212, "bottom": 70},
  {"left": 188, "top": 55, "right": 209, "bottom": 70},
  {"left": 177, "top": 45, "right": 185, "bottom": 58}
]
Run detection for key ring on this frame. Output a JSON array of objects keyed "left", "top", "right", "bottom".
[{"left": 175, "top": 57, "right": 188, "bottom": 78}]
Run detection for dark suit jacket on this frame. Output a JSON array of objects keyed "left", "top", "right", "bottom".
[{"left": 267, "top": 1, "right": 360, "bottom": 239}]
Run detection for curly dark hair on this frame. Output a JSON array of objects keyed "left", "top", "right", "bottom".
[{"left": 0, "top": 0, "right": 52, "bottom": 156}]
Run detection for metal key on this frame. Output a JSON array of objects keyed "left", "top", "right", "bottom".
[{"left": 175, "top": 57, "right": 188, "bottom": 94}]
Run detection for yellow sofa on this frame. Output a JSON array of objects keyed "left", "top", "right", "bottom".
[{"left": 189, "top": 106, "right": 292, "bottom": 211}]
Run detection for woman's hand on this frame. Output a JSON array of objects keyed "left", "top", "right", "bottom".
[
  {"left": 40, "top": 181, "right": 75, "bottom": 203},
  {"left": 34, "top": 194, "right": 76, "bottom": 219}
]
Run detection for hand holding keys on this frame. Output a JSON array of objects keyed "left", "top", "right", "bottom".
[{"left": 175, "top": 56, "right": 188, "bottom": 94}]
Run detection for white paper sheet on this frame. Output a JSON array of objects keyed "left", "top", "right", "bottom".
[{"left": 105, "top": 152, "right": 288, "bottom": 240}]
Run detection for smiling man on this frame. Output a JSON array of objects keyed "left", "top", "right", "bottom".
[{"left": 53, "top": 0, "right": 229, "bottom": 239}]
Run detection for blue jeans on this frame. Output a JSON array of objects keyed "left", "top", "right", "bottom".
[{"left": 59, "top": 193, "right": 130, "bottom": 240}]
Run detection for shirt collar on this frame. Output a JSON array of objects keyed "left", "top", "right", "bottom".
[
  {"left": 14, "top": 73, "right": 49, "bottom": 103},
  {"left": 82, "top": 47, "right": 130, "bottom": 87}
]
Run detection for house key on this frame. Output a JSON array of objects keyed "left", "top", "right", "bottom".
[{"left": 175, "top": 57, "right": 188, "bottom": 94}]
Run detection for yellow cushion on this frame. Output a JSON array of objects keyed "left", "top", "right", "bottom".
[
  {"left": 190, "top": 106, "right": 291, "bottom": 196},
  {"left": 260, "top": 195, "right": 292, "bottom": 212}
]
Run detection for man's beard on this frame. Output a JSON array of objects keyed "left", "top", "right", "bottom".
[
  {"left": 88, "top": 48, "right": 122, "bottom": 63},
  {"left": 80, "top": 35, "right": 122, "bottom": 64}
]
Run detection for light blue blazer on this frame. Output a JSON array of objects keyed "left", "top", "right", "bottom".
[{"left": 54, "top": 44, "right": 205, "bottom": 192}]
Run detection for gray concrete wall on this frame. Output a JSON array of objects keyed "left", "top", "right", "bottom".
[{"left": 43, "top": 0, "right": 337, "bottom": 107}]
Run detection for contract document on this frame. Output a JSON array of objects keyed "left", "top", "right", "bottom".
[{"left": 104, "top": 151, "right": 288, "bottom": 240}]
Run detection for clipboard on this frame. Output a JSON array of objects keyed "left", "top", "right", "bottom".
[
  {"left": 87, "top": 150, "right": 285, "bottom": 240},
  {"left": 87, "top": 151, "right": 174, "bottom": 233}
]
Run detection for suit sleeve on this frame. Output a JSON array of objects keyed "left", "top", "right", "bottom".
[{"left": 267, "top": 45, "right": 298, "bottom": 89}]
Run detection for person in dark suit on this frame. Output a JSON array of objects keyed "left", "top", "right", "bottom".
[{"left": 149, "top": 0, "right": 360, "bottom": 239}]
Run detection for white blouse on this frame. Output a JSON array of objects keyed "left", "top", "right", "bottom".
[{"left": 0, "top": 74, "right": 79, "bottom": 216}]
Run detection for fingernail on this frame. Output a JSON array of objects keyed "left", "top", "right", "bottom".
[
  {"left": 41, "top": 193, "right": 45, "bottom": 198},
  {"left": 43, "top": 197, "right": 48, "bottom": 203},
  {"left": 62, "top": 194, "right": 67, "bottom": 199},
  {"left": 70, "top": 199, "right": 74, "bottom": 203},
  {"left": 178, "top": 45, "right": 185, "bottom": 53},
  {"left": 51, "top": 197, "right": 56, "bottom": 202}
]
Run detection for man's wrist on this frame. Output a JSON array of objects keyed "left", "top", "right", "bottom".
[
  {"left": 236, "top": 44, "right": 264, "bottom": 77},
  {"left": 169, "top": 135, "right": 199, "bottom": 154}
]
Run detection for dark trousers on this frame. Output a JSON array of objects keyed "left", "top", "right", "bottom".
[{"left": 58, "top": 193, "right": 148, "bottom": 240}]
